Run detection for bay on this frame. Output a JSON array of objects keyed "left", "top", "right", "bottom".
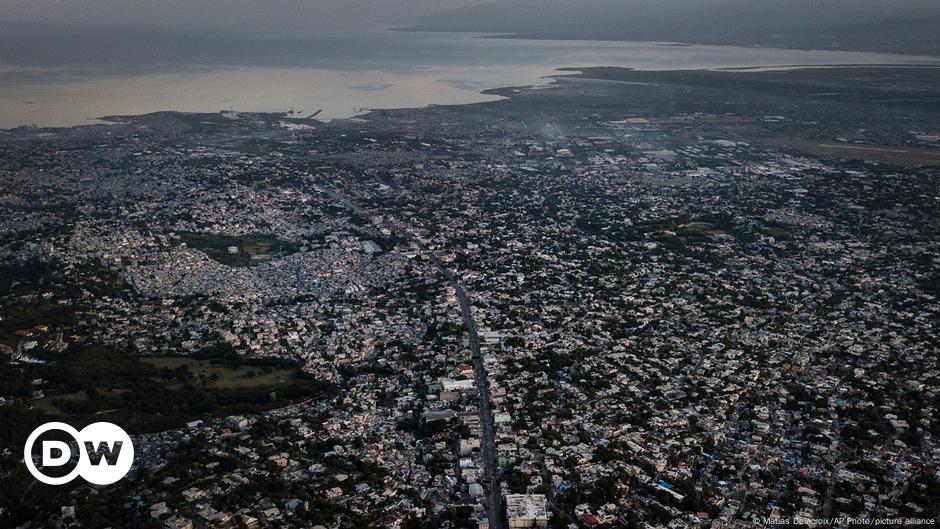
[{"left": 1, "top": 30, "right": 937, "bottom": 128}]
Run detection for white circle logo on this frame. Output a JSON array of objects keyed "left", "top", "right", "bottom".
[{"left": 24, "top": 422, "right": 134, "bottom": 485}]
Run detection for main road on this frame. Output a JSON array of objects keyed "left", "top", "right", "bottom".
[
  {"left": 315, "top": 179, "right": 503, "bottom": 528},
  {"left": 429, "top": 254, "right": 502, "bottom": 529}
]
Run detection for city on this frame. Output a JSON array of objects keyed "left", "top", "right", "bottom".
[{"left": 0, "top": 61, "right": 938, "bottom": 529}]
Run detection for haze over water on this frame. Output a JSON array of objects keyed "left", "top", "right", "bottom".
[{"left": 1, "top": 30, "right": 938, "bottom": 128}]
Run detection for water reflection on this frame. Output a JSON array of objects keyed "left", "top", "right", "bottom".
[{"left": 1, "top": 32, "right": 937, "bottom": 128}]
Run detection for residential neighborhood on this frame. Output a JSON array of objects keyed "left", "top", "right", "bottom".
[{"left": 0, "top": 66, "right": 938, "bottom": 528}]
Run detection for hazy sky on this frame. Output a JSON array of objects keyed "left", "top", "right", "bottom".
[
  {"left": 3, "top": 0, "right": 939, "bottom": 39},
  {"left": 0, "top": 0, "right": 484, "bottom": 32}
]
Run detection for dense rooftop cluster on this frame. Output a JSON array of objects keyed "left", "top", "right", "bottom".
[{"left": 0, "top": 67, "right": 938, "bottom": 528}]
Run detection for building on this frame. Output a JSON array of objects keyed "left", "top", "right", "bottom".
[
  {"left": 163, "top": 516, "right": 194, "bottom": 529},
  {"left": 442, "top": 378, "right": 475, "bottom": 391},
  {"left": 505, "top": 494, "right": 550, "bottom": 528},
  {"left": 469, "top": 483, "right": 484, "bottom": 498}
]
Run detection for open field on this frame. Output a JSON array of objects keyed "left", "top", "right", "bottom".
[
  {"left": 141, "top": 356, "right": 298, "bottom": 390},
  {"left": 176, "top": 231, "right": 300, "bottom": 266},
  {"left": 761, "top": 138, "right": 940, "bottom": 167},
  {"left": 0, "top": 346, "right": 331, "bottom": 440}
]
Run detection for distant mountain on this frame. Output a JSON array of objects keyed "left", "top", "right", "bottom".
[
  {"left": 0, "top": 20, "right": 66, "bottom": 34},
  {"left": 406, "top": 0, "right": 940, "bottom": 56}
]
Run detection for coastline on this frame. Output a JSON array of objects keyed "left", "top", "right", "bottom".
[
  {"left": 5, "top": 62, "right": 940, "bottom": 134},
  {"left": 4, "top": 31, "right": 940, "bottom": 130}
]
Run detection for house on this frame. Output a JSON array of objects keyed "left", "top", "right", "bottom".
[
  {"left": 150, "top": 502, "right": 172, "bottom": 519},
  {"left": 181, "top": 487, "right": 206, "bottom": 502},
  {"left": 327, "top": 487, "right": 344, "bottom": 499},
  {"left": 163, "top": 516, "right": 194, "bottom": 529}
]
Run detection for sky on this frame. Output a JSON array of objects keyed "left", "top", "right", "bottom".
[
  {"left": 2, "top": 0, "right": 939, "bottom": 52},
  {"left": 0, "top": 0, "right": 484, "bottom": 32},
  {"left": 4, "top": 0, "right": 939, "bottom": 33}
]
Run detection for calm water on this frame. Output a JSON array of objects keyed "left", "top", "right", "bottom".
[{"left": 1, "top": 30, "right": 938, "bottom": 128}]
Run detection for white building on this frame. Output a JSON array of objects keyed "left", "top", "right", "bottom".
[
  {"left": 505, "top": 494, "right": 550, "bottom": 528},
  {"left": 442, "top": 378, "right": 475, "bottom": 391}
]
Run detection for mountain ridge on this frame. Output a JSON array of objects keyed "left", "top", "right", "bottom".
[{"left": 405, "top": 0, "right": 940, "bottom": 56}]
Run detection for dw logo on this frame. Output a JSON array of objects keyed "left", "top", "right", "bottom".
[{"left": 24, "top": 422, "right": 134, "bottom": 485}]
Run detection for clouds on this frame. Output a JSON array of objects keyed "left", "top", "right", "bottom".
[
  {"left": 0, "top": 0, "right": 483, "bottom": 32},
  {"left": 3, "top": 0, "right": 939, "bottom": 55}
]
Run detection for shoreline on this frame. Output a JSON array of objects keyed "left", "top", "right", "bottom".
[
  {"left": 4, "top": 30, "right": 940, "bottom": 130},
  {"left": 4, "top": 63, "right": 940, "bottom": 133}
]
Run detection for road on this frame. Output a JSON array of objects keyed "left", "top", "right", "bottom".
[
  {"left": 430, "top": 254, "right": 503, "bottom": 529},
  {"left": 315, "top": 179, "right": 503, "bottom": 528},
  {"left": 821, "top": 375, "right": 845, "bottom": 519}
]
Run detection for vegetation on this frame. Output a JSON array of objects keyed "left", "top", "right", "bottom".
[
  {"left": 0, "top": 344, "right": 333, "bottom": 446},
  {"left": 176, "top": 231, "right": 300, "bottom": 266}
]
